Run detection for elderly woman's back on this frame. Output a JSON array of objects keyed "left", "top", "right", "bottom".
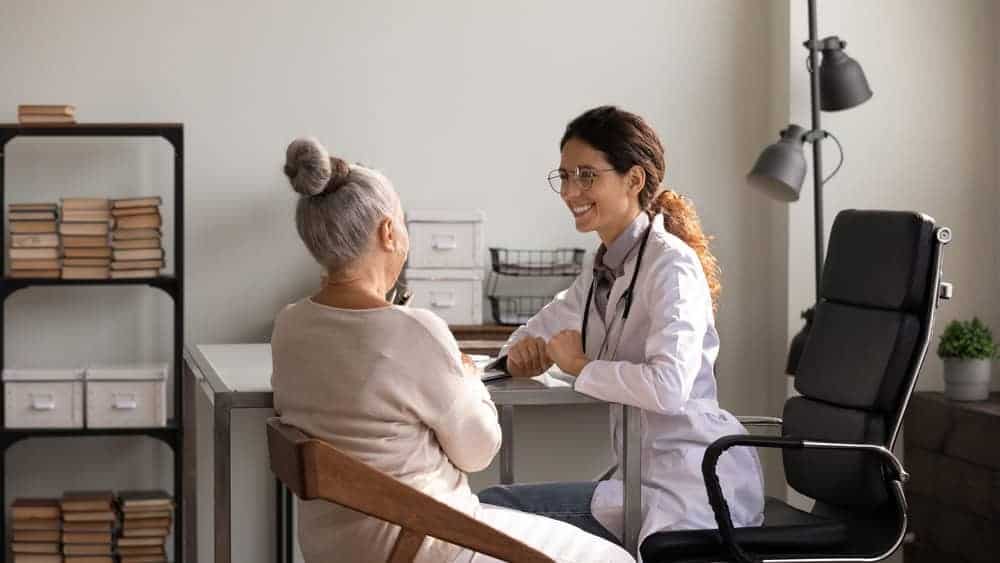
[
  {"left": 271, "top": 138, "right": 633, "bottom": 563},
  {"left": 272, "top": 299, "right": 499, "bottom": 562}
]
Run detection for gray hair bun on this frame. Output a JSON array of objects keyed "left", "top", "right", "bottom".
[{"left": 283, "top": 137, "right": 351, "bottom": 196}]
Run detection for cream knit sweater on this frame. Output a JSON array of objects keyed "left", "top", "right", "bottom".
[{"left": 271, "top": 298, "right": 501, "bottom": 563}]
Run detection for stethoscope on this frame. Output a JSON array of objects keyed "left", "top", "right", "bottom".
[{"left": 581, "top": 223, "right": 653, "bottom": 359}]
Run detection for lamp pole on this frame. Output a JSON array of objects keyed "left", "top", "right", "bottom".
[
  {"left": 807, "top": 0, "right": 824, "bottom": 296},
  {"left": 746, "top": 0, "right": 872, "bottom": 374}
]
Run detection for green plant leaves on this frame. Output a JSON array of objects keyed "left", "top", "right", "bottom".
[{"left": 937, "top": 317, "right": 999, "bottom": 360}]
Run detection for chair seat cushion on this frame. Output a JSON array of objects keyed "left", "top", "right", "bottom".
[{"left": 640, "top": 497, "right": 847, "bottom": 561}]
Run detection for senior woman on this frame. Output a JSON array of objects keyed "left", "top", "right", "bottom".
[{"left": 270, "top": 138, "right": 633, "bottom": 563}]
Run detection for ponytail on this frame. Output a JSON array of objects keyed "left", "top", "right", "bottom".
[{"left": 649, "top": 190, "right": 721, "bottom": 312}]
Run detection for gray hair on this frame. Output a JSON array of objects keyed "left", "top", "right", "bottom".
[{"left": 283, "top": 138, "right": 398, "bottom": 273}]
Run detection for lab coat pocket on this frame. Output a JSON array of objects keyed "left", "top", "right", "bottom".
[{"left": 648, "top": 448, "right": 694, "bottom": 509}]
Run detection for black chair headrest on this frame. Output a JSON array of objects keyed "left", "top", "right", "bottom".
[{"left": 821, "top": 210, "right": 935, "bottom": 312}]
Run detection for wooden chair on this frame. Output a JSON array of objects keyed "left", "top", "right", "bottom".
[{"left": 266, "top": 417, "right": 555, "bottom": 563}]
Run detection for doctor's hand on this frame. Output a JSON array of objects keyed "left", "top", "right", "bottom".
[
  {"left": 506, "top": 337, "right": 553, "bottom": 378},
  {"left": 546, "top": 330, "right": 590, "bottom": 377}
]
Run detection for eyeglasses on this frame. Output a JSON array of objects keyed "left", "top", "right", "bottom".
[{"left": 547, "top": 166, "right": 616, "bottom": 193}]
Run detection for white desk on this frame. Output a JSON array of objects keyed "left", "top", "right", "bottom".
[{"left": 185, "top": 343, "right": 644, "bottom": 562}]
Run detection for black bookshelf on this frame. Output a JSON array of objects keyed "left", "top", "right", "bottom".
[{"left": 0, "top": 123, "right": 184, "bottom": 562}]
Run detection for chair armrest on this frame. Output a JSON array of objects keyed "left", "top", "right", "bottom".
[
  {"left": 735, "top": 416, "right": 782, "bottom": 429},
  {"left": 700, "top": 435, "right": 908, "bottom": 563}
]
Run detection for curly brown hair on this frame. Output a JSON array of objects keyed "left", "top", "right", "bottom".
[
  {"left": 649, "top": 190, "right": 721, "bottom": 311},
  {"left": 561, "top": 106, "right": 721, "bottom": 311}
]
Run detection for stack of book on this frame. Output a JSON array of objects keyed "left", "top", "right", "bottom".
[
  {"left": 60, "top": 198, "right": 111, "bottom": 280},
  {"left": 110, "top": 197, "right": 164, "bottom": 279},
  {"left": 17, "top": 105, "right": 76, "bottom": 125},
  {"left": 116, "top": 490, "right": 172, "bottom": 563},
  {"left": 10, "top": 498, "right": 62, "bottom": 563},
  {"left": 8, "top": 203, "right": 60, "bottom": 279},
  {"left": 60, "top": 491, "right": 115, "bottom": 563}
]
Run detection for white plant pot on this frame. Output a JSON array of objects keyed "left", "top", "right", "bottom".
[{"left": 942, "top": 358, "right": 992, "bottom": 401}]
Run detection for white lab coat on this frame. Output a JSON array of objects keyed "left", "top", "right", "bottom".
[{"left": 504, "top": 213, "right": 765, "bottom": 548}]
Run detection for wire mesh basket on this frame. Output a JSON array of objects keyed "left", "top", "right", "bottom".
[
  {"left": 489, "top": 248, "right": 584, "bottom": 276},
  {"left": 489, "top": 295, "right": 552, "bottom": 326}
]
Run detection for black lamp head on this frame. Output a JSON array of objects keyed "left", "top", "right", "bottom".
[
  {"left": 747, "top": 124, "right": 807, "bottom": 202},
  {"left": 818, "top": 36, "right": 873, "bottom": 111}
]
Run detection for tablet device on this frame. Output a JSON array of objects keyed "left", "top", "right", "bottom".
[{"left": 477, "top": 355, "right": 510, "bottom": 382}]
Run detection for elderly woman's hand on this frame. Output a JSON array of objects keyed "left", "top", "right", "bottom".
[
  {"left": 507, "top": 337, "right": 552, "bottom": 377},
  {"left": 546, "top": 330, "right": 590, "bottom": 376}
]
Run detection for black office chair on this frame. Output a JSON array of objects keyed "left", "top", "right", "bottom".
[{"left": 641, "top": 210, "right": 953, "bottom": 563}]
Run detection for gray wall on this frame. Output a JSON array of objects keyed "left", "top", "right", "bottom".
[{"left": 1, "top": 0, "right": 788, "bottom": 377}]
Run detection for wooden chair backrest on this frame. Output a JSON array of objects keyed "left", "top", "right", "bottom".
[{"left": 266, "top": 418, "right": 554, "bottom": 563}]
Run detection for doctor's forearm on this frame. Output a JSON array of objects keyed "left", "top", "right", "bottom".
[{"left": 575, "top": 360, "right": 691, "bottom": 413}]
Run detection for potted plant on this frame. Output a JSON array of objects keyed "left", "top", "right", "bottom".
[{"left": 937, "top": 317, "right": 997, "bottom": 401}]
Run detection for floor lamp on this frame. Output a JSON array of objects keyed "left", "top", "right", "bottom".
[{"left": 747, "top": 0, "right": 872, "bottom": 375}]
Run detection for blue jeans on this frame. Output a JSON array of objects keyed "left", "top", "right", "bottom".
[{"left": 477, "top": 481, "right": 622, "bottom": 547}]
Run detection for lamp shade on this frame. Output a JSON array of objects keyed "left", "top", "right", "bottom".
[
  {"left": 747, "top": 124, "right": 807, "bottom": 202},
  {"left": 819, "top": 36, "right": 872, "bottom": 111}
]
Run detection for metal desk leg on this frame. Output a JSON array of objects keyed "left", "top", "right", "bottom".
[
  {"left": 499, "top": 405, "right": 515, "bottom": 485},
  {"left": 214, "top": 394, "right": 232, "bottom": 563},
  {"left": 622, "top": 405, "right": 642, "bottom": 558}
]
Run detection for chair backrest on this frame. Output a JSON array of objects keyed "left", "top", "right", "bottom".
[
  {"left": 783, "top": 210, "right": 947, "bottom": 510},
  {"left": 265, "top": 418, "right": 554, "bottom": 563}
]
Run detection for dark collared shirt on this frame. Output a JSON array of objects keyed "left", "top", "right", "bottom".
[{"left": 592, "top": 212, "right": 650, "bottom": 319}]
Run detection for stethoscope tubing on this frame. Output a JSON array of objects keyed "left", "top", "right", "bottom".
[{"left": 581, "top": 223, "right": 653, "bottom": 356}]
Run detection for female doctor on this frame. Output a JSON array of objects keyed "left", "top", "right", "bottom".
[{"left": 478, "top": 106, "right": 765, "bottom": 549}]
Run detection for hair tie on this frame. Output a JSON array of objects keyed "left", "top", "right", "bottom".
[{"left": 317, "top": 158, "right": 352, "bottom": 196}]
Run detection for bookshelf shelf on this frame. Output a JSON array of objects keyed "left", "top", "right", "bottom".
[
  {"left": 0, "top": 123, "right": 183, "bottom": 145},
  {"left": 0, "top": 423, "right": 180, "bottom": 446},
  {"left": 0, "top": 275, "right": 180, "bottom": 297},
  {"left": 0, "top": 123, "right": 185, "bottom": 562}
]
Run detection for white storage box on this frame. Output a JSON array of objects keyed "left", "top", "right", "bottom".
[
  {"left": 85, "top": 364, "right": 167, "bottom": 428},
  {"left": 406, "top": 210, "right": 486, "bottom": 269},
  {"left": 3, "top": 368, "right": 85, "bottom": 429},
  {"left": 405, "top": 268, "right": 483, "bottom": 325}
]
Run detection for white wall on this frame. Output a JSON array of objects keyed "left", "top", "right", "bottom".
[{"left": 2, "top": 1, "right": 791, "bottom": 561}]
